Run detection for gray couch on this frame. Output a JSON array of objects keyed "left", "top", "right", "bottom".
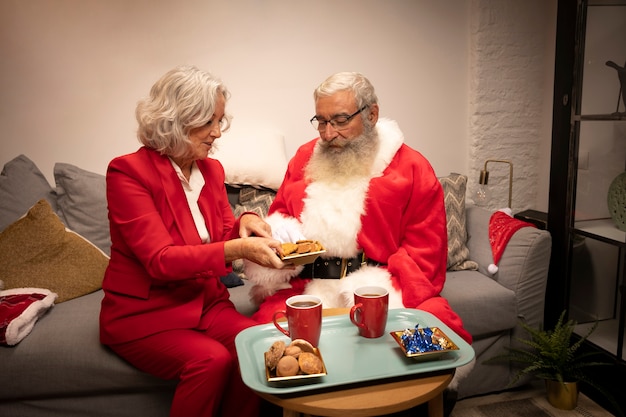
[{"left": 0, "top": 155, "right": 551, "bottom": 416}]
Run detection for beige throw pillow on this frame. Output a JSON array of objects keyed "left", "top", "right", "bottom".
[
  {"left": 0, "top": 199, "right": 108, "bottom": 303},
  {"left": 439, "top": 173, "right": 479, "bottom": 271},
  {"left": 234, "top": 186, "right": 276, "bottom": 218}
]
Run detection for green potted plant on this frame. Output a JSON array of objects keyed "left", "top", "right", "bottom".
[{"left": 488, "top": 310, "right": 618, "bottom": 412}]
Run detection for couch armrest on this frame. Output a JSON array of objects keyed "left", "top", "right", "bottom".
[{"left": 465, "top": 205, "right": 552, "bottom": 330}]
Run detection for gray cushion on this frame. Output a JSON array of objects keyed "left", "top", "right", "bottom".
[
  {"left": 0, "top": 290, "right": 175, "bottom": 401},
  {"left": 0, "top": 155, "right": 57, "bottom": 232},
  {"left": 465, "top": 205, "right": 495, "bottom": 276},
  {"left": 442, "top": 270, "right": 517, "bottom": 337},
  {"left": 54, "top": 163, "right": 111, "bottom": 255}
]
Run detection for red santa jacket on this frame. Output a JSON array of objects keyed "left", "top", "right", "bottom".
[{"left": 249, "top": 119, "right": 471, "bottom": 343}]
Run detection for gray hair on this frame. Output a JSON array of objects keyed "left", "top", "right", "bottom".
[
  {"left": 135, "top": 65, "right": 231, "bottom": 159},
  {"left": 313, "top": 72, "right": 378, "bottom": 111}
]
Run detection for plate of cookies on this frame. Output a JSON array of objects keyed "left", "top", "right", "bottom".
[
  {"left": 280, "top": 240, "right": 326, "bottom": 266},
  {"left": 264, "top": 339, "right": 327, "bottom": 383}
]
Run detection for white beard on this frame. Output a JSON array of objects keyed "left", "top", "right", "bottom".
[
  {"left": 299, "top": 126, "right": 378, "bottom": 257},
  {"left": 304, "top": 124, "right": 379, "bottom": 185}
]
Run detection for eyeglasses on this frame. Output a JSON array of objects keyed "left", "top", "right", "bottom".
[{"left": 310, "top": 106, "right": 367, "bottom": 131}]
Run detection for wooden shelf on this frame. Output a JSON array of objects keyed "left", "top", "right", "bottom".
[
  {"left": 574, "top": 219, "right": 626, "bottom": 245},
  {"left": 575, "top": 319, "right": 625, "bottom": 358},
  {"left": 574, "top": 113, "right": 626, "bottom": 121}
]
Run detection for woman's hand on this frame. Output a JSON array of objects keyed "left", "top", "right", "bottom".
[
  {"left": 239, "top": 213, "right": 272, "bottom": 238},
  {"left": 224, "top": 236, "right": 288, "bottom": 269}
]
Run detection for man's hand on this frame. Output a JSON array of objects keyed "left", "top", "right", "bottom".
[{"left": 271, "top": 217, "right": 306, "bottom": 243}]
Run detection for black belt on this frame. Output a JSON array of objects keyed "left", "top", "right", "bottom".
[{"left": 300, "top": 252, "right": 384, "bottom": 279}]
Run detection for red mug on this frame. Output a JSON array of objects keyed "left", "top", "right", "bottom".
[
  {"left": 272, "top": 295, "right": 322, "bottom": 347},
  {"left": 349, "top": 286, "right": 389, "bottom": 338}
]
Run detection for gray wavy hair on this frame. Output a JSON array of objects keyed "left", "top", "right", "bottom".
[
  {"left": 313, "top": 72, "right": 378, "bottom": 114},
  {"left": 135, "top": 65, "right": 231, "bottom": 159}
]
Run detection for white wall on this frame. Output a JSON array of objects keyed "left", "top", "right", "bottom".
[
  {"left": 0, "top": 0, "right": 557, "bottom": 211},
  {"left": 468, "top": 0, "right": 557, "bottom": 212}
]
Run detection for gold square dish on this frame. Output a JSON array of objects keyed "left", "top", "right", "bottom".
[
  {"left": 265, "top": 348, "right": 327, "bottom": 384},
  {"left": 390, "top": 327, "right": 459, "bottom": 360},
  {"left": 280, "top": 250, "right": 326, "bottom": 266}
]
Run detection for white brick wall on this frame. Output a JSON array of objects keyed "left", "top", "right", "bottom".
[{"left": 468, "top": 0, "right": 556, "bottom": 211}]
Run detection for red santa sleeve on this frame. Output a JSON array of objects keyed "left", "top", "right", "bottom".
[
  {"left": 386, "top": 164, "right": 448, "bottom": 308},
  {"left": 381, "top": 153, "right": 473, "bottom": 343}
]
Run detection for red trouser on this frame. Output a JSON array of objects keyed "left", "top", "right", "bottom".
[{"left": 109, "top": 306, "right": 260, "bottom": 417}]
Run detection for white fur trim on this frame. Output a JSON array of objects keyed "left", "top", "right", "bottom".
[
  {"left": 0, "top": 287, "right": 57, "bottom": 298},
  {"left": 1, "top": 288, "right": 57, "bottom": 346},
  {"left": 497, "top": 208, "right": 513, "bottom": 217},
  {"left": 302, "top": 266, "right": 403, "bottom": 309},
  {"left": 371, "top": 118, "right": 404, "bottom": 177},
  {"left": 265, "top": 212, "right": 306, "bottom": 244},
  {"left": 302, "top": 280, "right": 345, "bottom": 309},
  {"left": 300, "top": 179, "right": 369, "bottom": 258},
  {"left": 243, "top": 258, "right": 301, "bottom": 304},
  {"left": 338, "top": 267, "right": 404, "bottom": 308}
]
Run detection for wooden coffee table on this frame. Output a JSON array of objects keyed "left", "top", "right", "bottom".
[
  {"left": 255, "top": 308, "right": 454, "bottom": 417},
  {"left": 256, "top": 369, "right": 453, "bottom": 417}
]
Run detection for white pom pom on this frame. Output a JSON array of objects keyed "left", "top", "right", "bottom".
[{"left": 488, "top": 264, "right": 499, "bottom": 274}]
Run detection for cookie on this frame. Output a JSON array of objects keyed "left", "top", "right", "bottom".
[
  {"left": 280, "top": 240, "right": 324, "bottom": 258},
  {"left": 284, "top": 345, "right": 302, "bottom": 358},
  {"left": 298, "top": 351, "right": 324, "bottom": 374},
  {"left": 281, "top": 242, "right": 298, "bottom": 256},
  {"left": 289, "top": 339, "right": 315, "bottom": 353},
  {"left": 264, "top": 340, "right": 286, "bottom": 370},
  {"left": 296, "top": 242, "right": 314, "bottom": 254},
  {"left": 276, "top": 355, "right": 300, "bottom": 377}
]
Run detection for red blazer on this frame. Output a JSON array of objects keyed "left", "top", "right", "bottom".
[{"left": 100, "top": 147, "right": 241, "bottom": 345}]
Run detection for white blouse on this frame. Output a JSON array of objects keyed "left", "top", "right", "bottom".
[{"left": 170, "top": 159, "right": 210, "bottom": 243}]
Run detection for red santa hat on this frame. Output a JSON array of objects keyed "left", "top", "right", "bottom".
[
  {"left": 0, "top": 287, "right": 57, "bottom": 346},
  {"left": 488, "top": 209, "right": 536, "bottom": 274}
]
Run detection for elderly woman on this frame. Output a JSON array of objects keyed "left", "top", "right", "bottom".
[{"left": 99, "top": 66, "right": 285, "bottom": 417}]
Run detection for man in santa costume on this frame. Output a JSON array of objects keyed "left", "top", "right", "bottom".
[{"left": 244, "top": 71, "right": 471, "bottom": 347}]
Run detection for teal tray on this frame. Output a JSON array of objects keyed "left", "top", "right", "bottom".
[{"left": 235, "top": 308, "right": 475, "bottom": 394}]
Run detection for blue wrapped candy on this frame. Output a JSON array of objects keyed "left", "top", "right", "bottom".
[{"left": 401, "top": 324, "right": 444, "bottom": 354}]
